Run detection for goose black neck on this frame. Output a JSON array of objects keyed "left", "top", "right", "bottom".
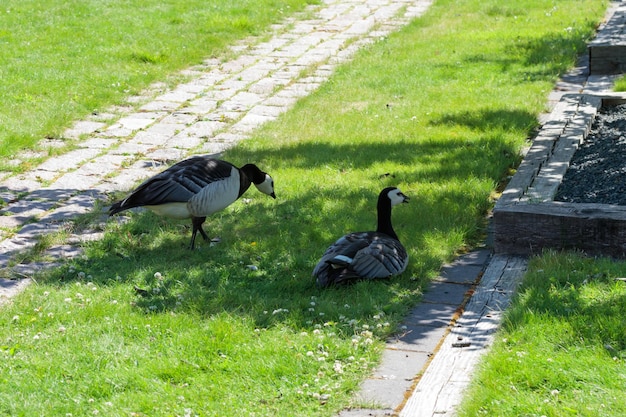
[
  {"left": 240, "top": 164, "right": 265, "bottom": 184},
  {"left": 376, "top": 194, "right": 398, "bottom": 240}
]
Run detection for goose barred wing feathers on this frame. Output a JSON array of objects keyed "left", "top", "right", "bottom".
[
  {"left": 109, "top": 158, "right": 242, "bottom": 213},
  {"left": 313, "top": 232, "right": 408, "bottom": 287}
]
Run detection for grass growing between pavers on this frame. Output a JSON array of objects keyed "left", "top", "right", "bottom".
[
  {"left": 0, "top": 0, "right": 610, "bottom": 415},
  {"left": 0, "top": 0, "right": 318, "bottom": 170},
  {"left": 457, "top": 251, "right": 626, "bottom": 417}
]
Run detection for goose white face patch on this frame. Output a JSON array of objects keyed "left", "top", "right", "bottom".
[
  {"left": 388, "top": 188, "right": 409, "bottom": 206},
  {"left": 254, "top": 174, "right": 275, "bottom": 197}
]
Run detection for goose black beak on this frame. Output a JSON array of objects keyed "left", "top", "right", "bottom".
[
  {"left": 401, "top": 193, "right": 410, "bottom": 203},
  {"left": 271, "top": 192, "right": 277, "bottom": 199}
]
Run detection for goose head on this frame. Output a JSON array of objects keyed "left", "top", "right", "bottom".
[
  {"left": 385, "top": 187, "right": 410, "bottom": 206},
  {"left": 254, "top": 173, "right": 276, "bottom": 199},
  {"left": 240, "top": 163, "right": 276, "bottom": 199}
]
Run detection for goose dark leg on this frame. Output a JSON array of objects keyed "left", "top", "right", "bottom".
[{"left": 190, "top": 216, "right": 209, "bottom": 249}]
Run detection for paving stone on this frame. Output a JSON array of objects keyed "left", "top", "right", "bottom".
[
  {"left": 49, "top": 172, "right": 102, "bottom": 191},
  {"left": 63, "top": 121, "right": 107, "bottom": 139},
  {"left": 402, "top": 302, "right": 458, "bottom": 327},
  {"left": 37, "top": 148, "right": 102, "bottom": 172},
  {"left": 437, "top": 264, "right": 484, "bottom": 285},
  {"left": 337, "top": 409, "right": 394, "bottom": 417},
  {"left": 133, "top": 123, "right": 182, "bottom": 146},
  {"left": 0, "top": 278, "right": 32, "bottom": 303},
  {"left": 421, "top": 281, "right": 472, "bottom": 305},
  {"left": 355, "top": 350, "right": 428, "bottom": 408},
  {"left": 77, "top": 137, "right": 119, "bottom": 149},
  {"left": 157, "top": 90, "right": 197, "bottom": 103},
  {"left": 140, "top": 100, "right": 181, "bottom": 112},
  {"left": 386, "top": 323, "right": 449, "bottom": 352}
]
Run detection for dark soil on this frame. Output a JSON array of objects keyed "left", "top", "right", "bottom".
[{"left": 554, "top": 103, "right": 626, "bottom": 205}]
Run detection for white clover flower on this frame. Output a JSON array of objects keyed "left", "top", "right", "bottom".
[
  {"left": 77, "top": 272, "right": 86, "bottom": 279},
  {"left": 58, "top": 326, "right": 66, "bottom": 333},
  {"left": 154, "top": 272, "right": 162, "bottom": 280},
  {"left": 306, "top": 351, "right": 314, "bottom": 357},
  {"left": 333, "top": 361, "right": 344, "bottom": 374},
  {"left": 313, "top": 329, "right": 321, "bottom": 335},
  {"left": 11, "top": 315, "right": 19, "bottom": 322},
  {"left": 64, "top": 298, "right": 72, "bottom": 303}
]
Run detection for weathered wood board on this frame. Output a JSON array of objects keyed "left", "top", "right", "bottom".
[{"left": 589, "top": 1, "right": 626, "bottom": 75}]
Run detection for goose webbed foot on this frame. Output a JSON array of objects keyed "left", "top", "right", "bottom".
[{"left": 190, "top": 216, "right": 209, "bottom": 249}]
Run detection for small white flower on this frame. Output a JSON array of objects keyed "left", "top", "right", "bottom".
[
  {"left": 58, "top": 326, "right": 66, "bottom": 333},
  {"left": 154, "top": 272, "right": 162, "bottom": 280}
]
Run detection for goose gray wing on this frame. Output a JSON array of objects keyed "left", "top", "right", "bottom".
[
  {"left": 350, "top": 235, "right": 408, "bottom": 278},
  {"left": 312, "top": 232, "right": 374, "bottom": 286},
  {"left": 110, "top": 157, "right": 235, "bottom": 213}
]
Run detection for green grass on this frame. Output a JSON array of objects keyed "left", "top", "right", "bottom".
[
  {"left": 0, "top": 0, "right": 317, "bottom": 169},
  {"left": 457, "top": 251, "right": 626, "bottom": 417},
  {"left": 614, "top": 76, "right": 626, "bottom": 91},
  {"left": 0, "top": 0, "right": 610, "bottom": 415}
]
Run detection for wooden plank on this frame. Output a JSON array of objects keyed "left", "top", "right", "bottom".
[
  {"left": 589, "top": 2, "right": 626, "bottom": 74},
  {"left": 494, "top": 202, "right": 626, "bottom": 257},
  {"left": 399, "top": 256, "right": 527, "bottom": 417}
]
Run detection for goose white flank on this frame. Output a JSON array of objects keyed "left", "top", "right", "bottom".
[
  {"left": 109, "top": 156, "right": 276, "bottom": 249},
  {"left": 313, "top": 187, "right": 409, "bottom": 287}
]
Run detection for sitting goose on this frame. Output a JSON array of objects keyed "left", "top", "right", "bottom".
[
  {"left": 109, "top": 156, "right": 276, "bottom": 249},
  {"left": 312, "top": 187, "right": 409, "bottom": 287}
]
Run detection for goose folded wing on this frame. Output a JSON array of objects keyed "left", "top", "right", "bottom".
[
  {"left": 123, "top": 161, "right": 233, "bottom": 207},
  {"left": 312, "top": 233, "right": 371, "bottom": 276},
  {"left": 351, "top": 240, "right": 408, "bottom": 278}
]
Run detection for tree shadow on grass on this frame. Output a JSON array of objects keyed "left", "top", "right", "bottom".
[{"left": 35, "top": 108, "right": 533, "bottom": 331}]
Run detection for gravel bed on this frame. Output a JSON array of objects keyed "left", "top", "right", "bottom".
[{"left": 554, "top": 103, "right": 626, "bottom": 205}]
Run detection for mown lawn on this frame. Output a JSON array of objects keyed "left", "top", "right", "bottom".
[{"left": 0, "top": 0, "right": 612, "bottom": 416}]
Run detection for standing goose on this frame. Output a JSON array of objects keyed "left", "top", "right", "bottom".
[
  {"left": 109, "top": 156, "right": 276, "bottom": 249},
  {"left": 312, "top": 187, "right": 409, "bottom": 287}
]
